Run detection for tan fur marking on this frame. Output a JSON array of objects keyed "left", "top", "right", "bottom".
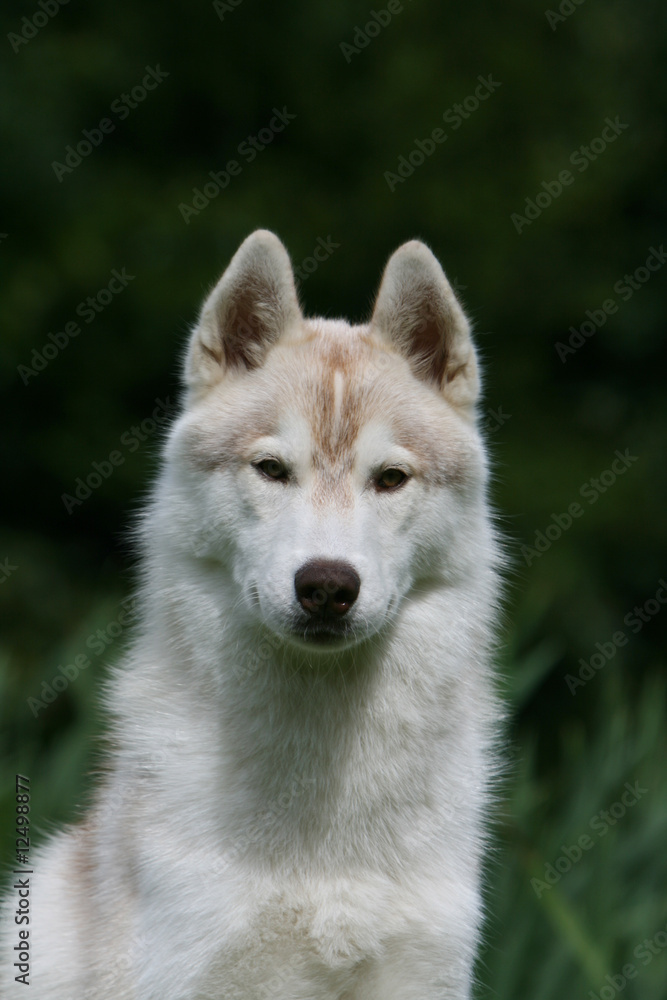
[
  {"left": 333, "top": 370, "right": 344, "bottom": 432},
  {"left": 186, "top": 322, "right": 474, "bottom": 496}
]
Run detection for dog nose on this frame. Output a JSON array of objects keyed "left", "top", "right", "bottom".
[{"left": 294, "top": 560, "right": 361, "bottom": 618}]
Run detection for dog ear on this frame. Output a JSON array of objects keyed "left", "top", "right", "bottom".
[
  {"left": 370, "top": 240, "right": 480, "bottom": 409},
  {"left": 185, "top": 230, "right": 302, "bottom": 396}
]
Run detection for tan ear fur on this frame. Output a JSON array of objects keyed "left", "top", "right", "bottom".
[
  {"left": 370, "top": 240, "right": 480, "bottom": 410},
  {"left": 185, "top": 230, "right": 301, "bottom": 398}
]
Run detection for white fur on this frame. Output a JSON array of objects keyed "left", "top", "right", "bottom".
[{"left": 1, "top": 231, "right": 503, "bottom": 999}]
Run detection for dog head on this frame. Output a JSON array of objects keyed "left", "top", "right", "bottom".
[{"left": 159, "top": 230, "right": 488, "bottom": 652}]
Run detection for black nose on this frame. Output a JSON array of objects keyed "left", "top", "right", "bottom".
[{"left": 294, "top": 560, "right": 361, "bottom": 618}]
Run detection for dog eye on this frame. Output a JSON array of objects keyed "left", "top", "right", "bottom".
[
  {"left": 376, "top": 467, "right": 408, "bottom": 490},
  {"left": 254, "top": 458, "right": 288, "bottom": 481}
]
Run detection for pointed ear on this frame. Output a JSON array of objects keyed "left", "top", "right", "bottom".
[
  {"left": 370, "top": 240, "right": 480, "bottom": 409},
  {"left": 185, "top": 230, "right": 302, "bottom": 396}
]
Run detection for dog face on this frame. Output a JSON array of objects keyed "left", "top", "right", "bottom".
[{"left": 161, "top": 231, "right": 486, "bottom": 651}]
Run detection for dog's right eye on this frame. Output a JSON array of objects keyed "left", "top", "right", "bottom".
[{"left": 254, "top": 458, "right": 288, "bottom": 481}]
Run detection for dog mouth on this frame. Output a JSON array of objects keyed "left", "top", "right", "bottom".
[{"left": 289, "top": 617, "right": 358, "bottom": 648}]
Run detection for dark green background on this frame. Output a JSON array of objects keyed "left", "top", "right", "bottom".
[{"left": 1, "top": 1, "right": 666, "bottom": 996}]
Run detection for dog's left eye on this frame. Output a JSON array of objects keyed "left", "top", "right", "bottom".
[
  {"left": 376, "top": 467, "right": 408, "bottom": 490},
  {"left": 254, "top": 458, "right": 288, "bottom": 481}
]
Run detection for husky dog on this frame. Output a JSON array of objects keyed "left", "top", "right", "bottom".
[{"left": 1, "top": 231, "right": 503, "bottom": 998}]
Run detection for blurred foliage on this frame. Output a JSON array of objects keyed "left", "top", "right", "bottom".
[{"left": 1, "top": 0, "right": 666, "bottom": 996}]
